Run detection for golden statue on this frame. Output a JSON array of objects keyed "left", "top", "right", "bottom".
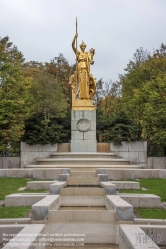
[{"left": 69, "top": 19, "right": 96, "bottom": 110}]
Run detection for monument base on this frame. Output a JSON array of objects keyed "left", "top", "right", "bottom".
[{"left": 71, "top": 110, "right": 97, "bottom": 152}]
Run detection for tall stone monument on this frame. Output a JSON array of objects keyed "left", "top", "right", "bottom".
[{"left": 70, "top": 19, "right": 97, "bottom": 152}]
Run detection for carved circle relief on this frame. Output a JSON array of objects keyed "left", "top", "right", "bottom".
[{"left": 77, "top": 118, "right": 90, "bottom": 132}]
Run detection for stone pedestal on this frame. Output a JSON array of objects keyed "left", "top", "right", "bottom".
[{"left": 71, "top": 110, "right": 97, "bottom": 152}]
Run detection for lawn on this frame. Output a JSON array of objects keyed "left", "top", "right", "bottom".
[
  {"left": 0, "top": 177, "right": 47, "bottom": 200},
  {"left": 135, "top": 208, "right": 166, "bottom": 219},
  {"left": 0, "top": 177, "right": 47, "bottom": 218},
  {"left": 121, "top": 178, "right": 166, "bottom": 219},
  {"left": 0, "top": 206, "right": 30, "bottom": 218},
  {"left": 121, "top": 178, "right": 166, "bottom": 201}
]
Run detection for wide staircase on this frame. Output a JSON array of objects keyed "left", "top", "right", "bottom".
[
  {"left": 46, "top": 170, "right": 118, "bottom": 245},
  {"left": 25, "top": 152, "right": 144, "bottom": 170}
]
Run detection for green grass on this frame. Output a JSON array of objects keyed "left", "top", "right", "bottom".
[
  {"left": 0, "top": 206, "right": 30, "bottom": 218},
  {"left": 121, "top": 178, "right": 166, "bottom": 201},
  {"left": 0, "top": 177, "right": 47, "bottom": 200},
  {"left": 135, "top": 208, "right": 166, "bottom": 219}
]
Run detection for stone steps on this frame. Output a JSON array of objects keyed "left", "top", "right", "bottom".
[
  {"left": 61, "top": 196, "right": 105, "bottom": 206},
  {"left": 70, "top": 171, "right": 97, "bottom": 177},
  {"left": 24, "top": 164, "right": 144, "bottom": 170},
  {"left": 36, "top": 158, "right": 130, "bottom": 165},
  {"left": 67, "top": 176, "right": 100, "bottom": 185},
  {"left": 46, "top": 222, "right": 117, "bottom": 244},
  {"left": 51, "top": 152, "right": 117, "bottom": 158},
  {"left": 48, "top": 210, "right": 115, "bottom": 222},
  {"left": 61, "top": 187, "right": 105, "bottom": 196}
]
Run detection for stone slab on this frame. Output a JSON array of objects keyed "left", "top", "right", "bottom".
[
  {"left": 46, "top": 222, "right": 116, "bottom": 244},
  {"left": 106, "top": 195, "right": 133, "bottom": 221},
  {"left": 2, "top": 224, "right": 45, "bottom": 249},
  {"left": 5, "top": 193, "right": 48, "bottom": 206},
  {"left": 70, "top": 139, "right": 97, "bottom": 152},
  {"left": 27, "top": 181, "right": 56, "bottom": 190},
  {"left": 50, "top": 181, "right": 67, "bottom": 194},
  {"left": 0, "top": 225, "right": 25, "bottom": 244},
  {"left": 119, "top": 224, "right": 160, "bottom": 249},
  {"left": 98, "top": 174, "right": 109, "bottom": 182},
  {"left": 48, "top": 210, "right": 115, "bottom": 222},
  {"left": 67, "top": 176, "right": 100, "bottom": 185},
  {"left": 61, "top": 196, "right": 105, "bottom": 206},
  {"left": 60, "top": 187, "right": 105, "bottom": 196},
  {"left": 119, "top": 194, "right": 161, "bottom": 208},
  {"left": 111, "top": 181, "right": 140, "bottom": 190},
  {"left": 100, "top": 182, "right": 116, "bottom": 195},
  {"left": 32, "top": 195, "right": 59, "bottom": 220}
]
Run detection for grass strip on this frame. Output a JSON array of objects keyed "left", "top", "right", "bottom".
[
  {"left": 121, "top": 178, "right": 166, "bottom": 201},
  {"left": 135, "top": 208, "right": 166, "bottom": 219},
  {"left": 0, "top": 206, "right": 30, "bottom": 218},
  {"left": 0, "top": 177, "right": 47, "bottom": 200}
]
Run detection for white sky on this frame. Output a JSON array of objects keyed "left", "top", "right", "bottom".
[{"left": 0, "top": 0, "right": 166, "bottom": 83}]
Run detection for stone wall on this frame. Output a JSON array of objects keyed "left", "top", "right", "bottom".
[
  {"left": 148, "top": 157, "right": 166, "bottom": 169},
  {"left": 20, "top": 142, "right": 58, "bottom": 168},
  {"left": 0, "top": 157, "right": 20, "bottom": 169},
  {"left": 110, "top": 141, "right": 147, "bottom": 167}
]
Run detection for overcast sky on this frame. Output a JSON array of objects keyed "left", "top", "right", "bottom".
[{"left": 1, "top": 0, "right": 166, "bottom": 83}]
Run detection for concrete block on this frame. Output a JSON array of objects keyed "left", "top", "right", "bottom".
[
  {"left": 5, "top": 193, "right": 48, "bottom": 206},
  {"left": 27, "top": 181, "right": 56, "bottom": 190},
  {"left": 2, "top": 224, "right": 45, "bottom": 249},
  {"left": 101, "top": 182, "right": 116, "bottom": 194},
  {"left": 119, "top": 194, "right": 139, "bottom": 207},
  {"left": 149, "top": 169, "right": 160, "bottom": 178},
  {"left": 2, "top": 158, "right": 15, "bottom": 169},
  {"left": 50, "top": 181, "right": 67, "bottom": 194},
  {"left": 119, "top": 224, "right": 160, "bottom": 249},
  {"left": 110, "top": 142, "right": 129, "bottom": 152},
  {"left": 61, "top": 187, "right": 105, "bottom": 196},
  {"left": 119, "top": 194, "right": 161, "bottom": 208},
  {"left": 124, "top": 182, "right": 140, "bottom": 190},
  {"left": 90, "top": 120, "right": 96, "bottom": 131},
  {"left": 58, "top": 174, "right": 69, "bottom": 181},
  {"left": 138, "top": 152, "right": 147, "bottom": 163},
  {"left": 71, "top": 130, "right": 83, "bottom": 140},
  {"left": 128, "top": 141, "right": 147, "bottom": 152},
  {"left": 98, "top": 174, "right": 108, "bottom": 182},
  {"left": 0, "top": 225, "right": 25, "bottom": 244},
  {"left": 84, "top": 131, "right": 96, "bottom": 140},
  {"left": 0, "top": 157, "right": 3, "bottom": 169},
  {"left": 134, "top": 169, "right": 150, "bottom": 179},
  {"left": 111, "top": 181, "right": 125, "bottom": 189},
  {"left": 32, "top": 195, "right": 59, "bottom": 220},
  {"left": 105, "top": 169, "right": 124, "bottom": 180},
  {"left": 71, "top": 120, "right": 78, "bottom": 130},
  {"left": 139, "top": 195, "right": 161, "bottom": 208},
  {"left": 112, "top": 181, "right": 139, "bottom": 190},
  {"left": 33, "top": 168, "right": 70, "bottom": 180},
  {"left": 122, "top": 169, "right": 135, "bottom": 180},
  {"left": 0, "top": 169, "right": 33, "bottom": 178},
  {"left": 48, "top": 210, "right": 115, "bottom": 222},
  {"left": 61, "top": 196, "right": 105, "bottom": 206},
  {"left": 106, "top": 195, "right": 133, "bottom": 221},
  {"left": 0, "top": 218, "right": 31, "bottom": 225},
  {"left": 46, "top": 222, "right": 116, "bottom": 244},
  {"left": 71, "top": 139, "right": 97, "bottom": 152},
  {"left": 159, "top": 170, "right": 166, "bottom": 178}
]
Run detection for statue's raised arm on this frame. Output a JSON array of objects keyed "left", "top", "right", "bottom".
[{"left": 72, "top": 33, "right": 78, "bottom": 55}]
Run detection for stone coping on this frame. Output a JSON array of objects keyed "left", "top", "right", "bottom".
[
  {"left": 106, "top": 195, "right": 133, "bottom": 221},
  {"left": 32, "top": 195, "right": 60, "bottom": 221}
]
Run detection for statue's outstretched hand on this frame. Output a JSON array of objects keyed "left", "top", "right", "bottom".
[{"left": 75, "top": 33, "right": 78, "bottom": 38}]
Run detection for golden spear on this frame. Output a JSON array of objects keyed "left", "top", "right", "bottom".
[{"left": 76, "top": 17, "right": 78, "bottom": 99}]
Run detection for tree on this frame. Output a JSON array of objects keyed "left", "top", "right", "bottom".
[
  {"left": 0, "top": 36, "right": 32, "bottom": 153},
  {"left": 121, "top": 44, "right": 166, "bottom": 155}
]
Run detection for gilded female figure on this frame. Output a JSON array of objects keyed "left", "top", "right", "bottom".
[{"left": 72, "top": 33, "right": 95, "bottom": 100}]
